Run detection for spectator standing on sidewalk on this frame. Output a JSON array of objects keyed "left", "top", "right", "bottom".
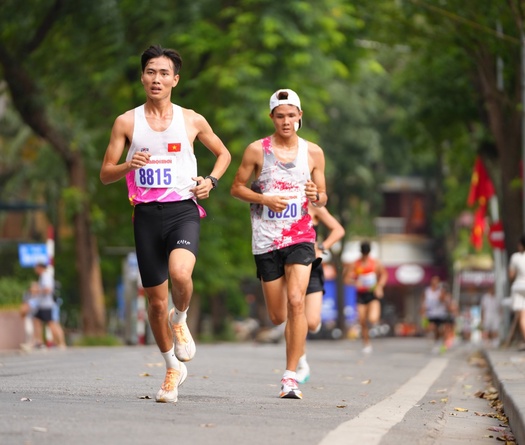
[
  {"left": 100, "top": 44, "right": 231, "bottom": 403},
  {"left": 33, "top": 263, "right": 66, "bottom": 349},
  {"left": 296, "top": 203, "right": 345, "bottom": 384},
  {"left": 480, "top": 285, "right": 501, "bottom": 348},
  {"left": 508, "top": 234, "right": 525, "bottom": 350},
  {"left": 231, "top": 88, "right": 327, "bottom": 399},
  {"left": 19, "top": 281, "right": 40, "bottom": 349}
]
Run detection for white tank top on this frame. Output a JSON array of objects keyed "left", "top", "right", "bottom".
[
  {"left": 510, "top": 252, "right": 525, "bottom": 292},
  {"left": 126, "top": 104, "right": 202, "bottom": 211},
  {"left": 424, "top": 286, "right": 447, "bottom": 319},
  {"left": 250, "top": 136, "right": 315, "bottom": 254}
]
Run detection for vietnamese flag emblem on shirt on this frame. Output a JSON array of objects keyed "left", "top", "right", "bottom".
[{"left": 168, "top": 143, "right": 181, "bottom": 152}]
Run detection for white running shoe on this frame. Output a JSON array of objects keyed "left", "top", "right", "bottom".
[
  {"left": 169, "top": 308, "right": 196, "bottom": 362},
  {"left": 362, "top": 344, "right": 373, "bottom": 355},
  {"left": 280, "top": 377, "right": 303, "bottom": 399},
  {"left": 296, "top": 360, "right": 310, "bottom": 384},
  {"left": 155, "top": 363, "right": 188, "bottom": 403}
]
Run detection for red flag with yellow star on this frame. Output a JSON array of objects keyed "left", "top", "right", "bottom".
[
  {"left": 467, "top": 157, "right": 494, "bottom": 250},
  {"left": 470, "top": 205, "right": 486, "bottom": 250},
  {"left": 467, "top": 157, "right": 494, "bottom": 207}
]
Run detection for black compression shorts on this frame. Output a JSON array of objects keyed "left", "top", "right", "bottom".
[
  {"left": 306, "top": 259, "right": 325, "bottom": 295},
  {"left": 133, "top": 200, "right": 200, "bottom": 288},
  {"left": 254, "top": 242, "right": 316, "bottom": 282}
]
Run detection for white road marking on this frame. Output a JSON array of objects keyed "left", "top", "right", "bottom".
[{"left": 319, "top": 357, "right": 449, "bottom": 445}]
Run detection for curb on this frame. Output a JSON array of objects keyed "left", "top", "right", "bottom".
[{"left": 483, "top": 349, "right": 525, "bottom": 445}]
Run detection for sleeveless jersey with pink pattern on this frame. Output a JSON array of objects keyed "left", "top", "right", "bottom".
[
  {"left": 126, "top": 104, "right": 206, "bottom": 217},
  {"left": 250, "top": 136, "right": 315, "bottom": 254}
]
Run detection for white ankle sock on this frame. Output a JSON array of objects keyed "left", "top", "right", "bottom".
[
  {"left": 171, "top": 306, "right": 188, "bottom": 324},
  {"left": 309, "top": 322, "right": 322, "bottom": 334},
  {"left": 161, "top": 345, "right": 180, "bottom": 370},
  {"left": 283, "top": 370, "right": 297, "bottom": 380},
  {"left": 298, "top": 354, "right": 307, "bottom": 366}
]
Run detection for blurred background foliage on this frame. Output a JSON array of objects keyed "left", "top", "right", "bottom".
[{"left": 0, "top": 0, "right": 523, "bottom": 338}]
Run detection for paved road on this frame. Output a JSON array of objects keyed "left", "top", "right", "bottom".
[{"left": 0, "top": 338, "right": 514, "bottom": 445}]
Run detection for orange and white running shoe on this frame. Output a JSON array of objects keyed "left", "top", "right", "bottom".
[
  {"left": 168, "top": 308, "right": 196, "bottom": 362},
  {"left": 155, "top": 363, "right": 188, "bottom": 403},
  {"left": 280, "top": 377, "right": 303, "bottom": 399}
]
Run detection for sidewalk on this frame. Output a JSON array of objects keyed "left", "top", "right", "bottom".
[{"left": 484, "top": 346, "right": 525, "bottom": 445}]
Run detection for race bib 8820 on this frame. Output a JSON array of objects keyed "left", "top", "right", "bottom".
[
  {"left": 135, "top": 156, "right": 176, "bottom": 188},
  {"left": 262, "top": 196, "right": 302, "bottom": 221}
]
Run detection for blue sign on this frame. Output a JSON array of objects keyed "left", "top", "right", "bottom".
[
  {"left": 18, "top": 244, "right": 49, "bottom": 268},
  {"left": 321, "top": 281, "right": 357, "bottom": 324}
]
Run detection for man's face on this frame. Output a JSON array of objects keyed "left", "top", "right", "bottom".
[
  {"left": 141, "top": 56, "right": 179, "bottom": 99},
  {"left": 270, "top": 104, "right": 302, "bottom": 136}
]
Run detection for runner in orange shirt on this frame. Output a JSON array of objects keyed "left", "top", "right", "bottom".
[{"left": 343, "top": 241, "right": 387, "bottom": 354}]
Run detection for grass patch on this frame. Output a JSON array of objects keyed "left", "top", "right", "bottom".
[{"left": 73, "top": 334, "right": 123, "bottom": 347}]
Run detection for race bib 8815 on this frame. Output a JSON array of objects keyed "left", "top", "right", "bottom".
[{"left": 135, "top": 156, "right": 176, "bottom": 188}]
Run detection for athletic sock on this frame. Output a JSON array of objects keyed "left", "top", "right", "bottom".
[
  {"left": 170, "top": 306, "right": 188, "bottom": 324},
  {"left": 309, "top": 322, "right": 322, "bottom": 334},
  {"left": 161, "top": 345, "right": 180, "bottom": 370},
  {"left": 283, "top": 369, "right": 297, "bottom": 380},
  {"left": 298, "top": 354, "right": 307, "bottom": 367}
]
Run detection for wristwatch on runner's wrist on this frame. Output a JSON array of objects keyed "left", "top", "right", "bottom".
[{"left": 205, "top": 175, "right": 218, "bottom": 189}]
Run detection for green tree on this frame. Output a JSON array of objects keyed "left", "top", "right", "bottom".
[
  {"left": 0, "top": 0, "right": 127, "bottom": 335},
  {"left": 398, "top": 0, "right": 524, "bottom": 253},
  {"left": 1, "top": 0, "right": 365, "bottom": 336}
]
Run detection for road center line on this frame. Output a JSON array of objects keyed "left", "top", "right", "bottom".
[{"left": 319, "top": 357, "right": 449, "bottom": 445}]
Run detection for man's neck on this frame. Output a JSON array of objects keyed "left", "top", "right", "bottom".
[
  {"left": 272, "top": 134, "right": 298, "bottom": 149},
  {"left": 145, "top": 99, "right": 173, "bottom": 117}
]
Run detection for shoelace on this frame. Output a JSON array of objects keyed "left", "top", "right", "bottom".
[
  {"left": 171, "top": 324, "right": 189, "bottom": 343},
  {"left": 161, "top": 368, "right": 180, "bottom": 391},
  {"left": 281, "top": 378, "right": 298, "bottom": 389}
]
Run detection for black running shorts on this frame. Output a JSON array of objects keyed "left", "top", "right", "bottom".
[
  {"left": 427, "top": 317, "right": 448, "bottom": 326},
  {"left": 306, "top": 259, "right": 325, "bottom": 295},
  {"left": 254, "top": 242, "right": 316, "bottom": 282},
  {"left": 357, "top": 291, "right": 377, "bottom": 305},
  {"left": 34, "top": 308, "right": 53, "bottom": 323},
  {"left": 133, "top": 200, "right": 200, "bottom": 288}
]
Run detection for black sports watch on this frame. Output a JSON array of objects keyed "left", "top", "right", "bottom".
[{"left": 205, "top": 175, "right": 218, "bottom": 189}]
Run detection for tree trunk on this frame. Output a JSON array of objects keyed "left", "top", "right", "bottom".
[
  {"left": 0, "top": 43, "right": 107, "bottom": 336},
  {"left": 70, "top": 152, "right": 106, "bottom": 335},
  {"left": 475, "top": 49, "right": 523, "bottom": 254}
]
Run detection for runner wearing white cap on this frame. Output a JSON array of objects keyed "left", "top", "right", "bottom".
[{"left": 231, "top": 88, "right": 327, "bottom": 399}]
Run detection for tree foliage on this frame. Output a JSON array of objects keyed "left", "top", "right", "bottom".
[
  {"left": 0, "top": 0, "right": 364, "bottom": 333},
  {"left": 2, "top": 0, "right": 524, "bottom": 334}
]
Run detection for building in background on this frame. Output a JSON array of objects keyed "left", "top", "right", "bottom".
[{"left": 342, "top": 177, "right": 447, "bottom": 336}]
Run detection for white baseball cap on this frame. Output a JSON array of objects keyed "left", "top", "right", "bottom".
[{"left": 269, "top": 88, "right": 302, "bottom": 129}]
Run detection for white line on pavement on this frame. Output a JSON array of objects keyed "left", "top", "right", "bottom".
[{"left": 318, "top": 357, "right": 449, "bottom": 445}]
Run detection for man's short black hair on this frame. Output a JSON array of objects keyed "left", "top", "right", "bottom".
[
  {"left": 360, "top": 241, "right": 371, "bottom": 255},
  {"left": 141, "top": 45, "right": 182, "bottom": 74}
]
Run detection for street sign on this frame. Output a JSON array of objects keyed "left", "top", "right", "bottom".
[
  {"left": 489, "top": 221, "right": 505, "bottom": 250},
  {"left": 18, "top": 243, "right": 49, "bottom": 268}
]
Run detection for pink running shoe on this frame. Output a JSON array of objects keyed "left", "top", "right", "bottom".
[{"left": 280, "top": 377, "right": 303, "bottom": 399}]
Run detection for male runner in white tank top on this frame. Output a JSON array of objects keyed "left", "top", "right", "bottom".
[
  {"left": 100, "top": 45, "right": 231, "bottom": 403},
  {"left": 231, "top": 89, "right": 327, "bottom": 399}
]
